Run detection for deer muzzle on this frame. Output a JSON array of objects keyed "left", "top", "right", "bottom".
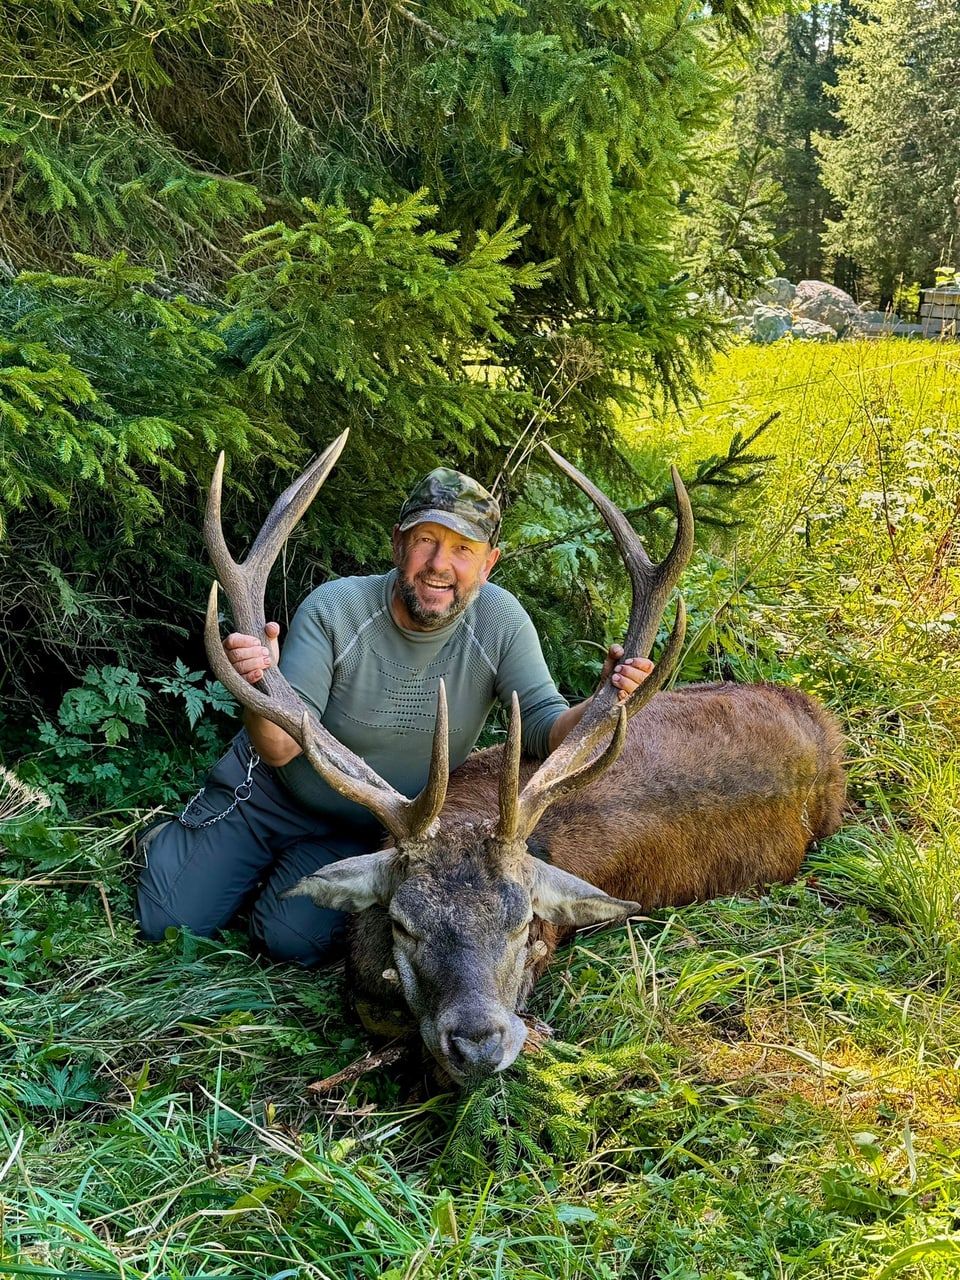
[{"left": 432, "top": 1006, "right": 528, "bottom": 1083}]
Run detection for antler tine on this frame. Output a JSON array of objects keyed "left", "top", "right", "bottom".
[
  {"left": 506, "top": 700, "right": 631, "bottom": 852},
  {"left": 495, "top": 692, "right": 523, "bottom": 844},
  {"left": 496, "top": 691, "right": 630, "bottom": 859},
  {"left": 205, "top": 430, "right": 350, "bottom": 642},
  {"left": 205, "top": 581, "right": 429, "bottom": 833},
  {"left": 507, "top": 602, "right": 686, "bottom": 842},
  {"left": 245, "top": 430, "right": 350, "bottom": 587},
  {"left": 542, "top": 446, "right": 693, "bottom": 666},
  {"left": 204, "top": 440, "right": 449, "bottom": 843},
  {"left": 299, "top": 683, "right": 448, "bottom": 840},
  {"left": 503, "top": 447, "right": 693, "bottom": 845},
  {"left": 401, "top": 679, "right": 450, "bottom": 837}
]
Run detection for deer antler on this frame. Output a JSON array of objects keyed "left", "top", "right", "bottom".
[
  {"left": 496, "top": 446, "right": 693, "bottom": 847},
  {"left": 203, "top": 430, "right": 449, "bottom": 842}
]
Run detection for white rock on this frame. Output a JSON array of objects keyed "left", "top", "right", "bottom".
[
  {"left": 791, "top": 317, "right": 837, "bottom": 342},
  {"left": 756, "top": 277, "right": 797, "bottom": 306},
  {"left": 751, "top": 305, "right": 792, "bottom": 344}
]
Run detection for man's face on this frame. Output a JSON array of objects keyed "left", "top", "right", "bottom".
[{"left": 392, "top": 522, "right": 500, "bottom": 631}]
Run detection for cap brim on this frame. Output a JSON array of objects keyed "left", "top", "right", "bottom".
[{"left": 398, "top": 508, "right": 492, "bottom": 544}]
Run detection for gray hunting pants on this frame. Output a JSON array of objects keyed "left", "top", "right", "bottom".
[{"left": 135, "top": 731, "right": 382, "bottom": 966}]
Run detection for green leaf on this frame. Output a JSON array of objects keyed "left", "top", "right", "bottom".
[
  {"left": 555, "top": 1204, "right": 597, "bottom": 1224},
  {"left": 874, "top": 1238, "right": 960, "bottom": 1279}
]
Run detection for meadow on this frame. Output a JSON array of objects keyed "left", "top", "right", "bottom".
[{"left": 1, "top": 338, "right": 959, "bottom": 1280}]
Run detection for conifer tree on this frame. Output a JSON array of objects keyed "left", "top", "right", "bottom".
[
  {"left": 817, "top": 0, "right": 960, "bottom": 302},
  {"left": 0, "top": 0, "right": 781, "bottom": 721},
  {"left": 763, "top": 3, "right": 849, "bottom": 284},
  {"left": 691, "top": 3, "right": 849, "bottom": 290}
]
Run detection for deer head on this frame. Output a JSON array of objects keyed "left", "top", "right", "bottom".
[{"left": 204, "top": 436, "right": 692, "bottom": 1084}]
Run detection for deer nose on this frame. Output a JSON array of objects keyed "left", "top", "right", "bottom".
[{"left": 442, "top": 1025, "right": 507, "bottom": 1076}]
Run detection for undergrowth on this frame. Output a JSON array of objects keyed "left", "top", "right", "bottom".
[{"left": 1, "top": 340, "right": 959, "bottom": 1278}]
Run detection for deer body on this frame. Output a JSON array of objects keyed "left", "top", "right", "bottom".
[
  {"left": 346, "top": 681, "right": 845, "bottom": 1051},
  {"left": 519, "top": 681, "right": 844, "bottom": 907},
  {"left": 203, "top": 433, "right": 845, "bottom": 1085}
]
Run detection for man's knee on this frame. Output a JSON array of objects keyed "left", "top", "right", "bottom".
[
  {"left": 134, "top": 817, "right": 223, "bottom": 941},
  {"left": 136, "top": 883, "right": 211, "bottom": 942},
  {"left": 135, "top": 819, "right": 177, "bottom": 940},
  {"left": 249, "top": 896, "right": 348, "bottom": 967}
]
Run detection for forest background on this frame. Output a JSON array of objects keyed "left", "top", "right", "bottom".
[{"left": 0, "top": 2, "right": 959, "bottom": 1279}]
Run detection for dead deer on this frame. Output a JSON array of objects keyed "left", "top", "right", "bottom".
[{"left": 203, "top": 433, "right": 845, "bottom": 1086}]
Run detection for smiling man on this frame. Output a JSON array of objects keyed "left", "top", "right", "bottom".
[
  {"left": 135, "top": 466, "right": 652, "bottom": 965},
  {"left": 392, "top": 469, "right": 502, "bottom": 629}
]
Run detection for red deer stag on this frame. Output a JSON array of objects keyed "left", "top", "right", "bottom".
[{"left": 203, "top": 432, "right": 845, "bottom": 1085}]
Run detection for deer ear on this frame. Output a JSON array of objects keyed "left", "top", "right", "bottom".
[
  {"left": 528, "top": 858, "right": 641, "bottom": 928},
  {"left": 282, "top": 849, "right": 396, "bottom": 912}
]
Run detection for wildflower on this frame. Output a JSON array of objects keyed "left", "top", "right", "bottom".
[{"left": 0, "top": 765, "right": 51, "bottom": 825}]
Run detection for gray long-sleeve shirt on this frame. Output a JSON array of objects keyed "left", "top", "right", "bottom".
[{"left": 275, "top": 569, "right": 568, "bottom": 826}]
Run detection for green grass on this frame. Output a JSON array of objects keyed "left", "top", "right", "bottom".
[{"left": 2, "top": 339, "right": 960, "bottom": 1279}]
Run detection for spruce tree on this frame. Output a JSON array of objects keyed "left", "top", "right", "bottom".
[
  {"left": 765, "top": 3, "right": 849, "bottom": 284},
  {"left": 713, "top": 3, "right": 850, "bottom": 287},
  {"left": 817, "top": 0, "right": 960, "bottom": 302},
  {"left": 0, "top": 0, "right": 781, "bottom": 723}
]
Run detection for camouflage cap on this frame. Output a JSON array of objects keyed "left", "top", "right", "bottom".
[{"left": 398, "top": 467, "right": 501, "bottom": 546}]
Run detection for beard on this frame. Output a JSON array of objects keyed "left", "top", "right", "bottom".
[{"left": 395, "top": 565, "right": 481, "bottom": 630}]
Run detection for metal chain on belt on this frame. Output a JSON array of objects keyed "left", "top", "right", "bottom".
[{"left": 178, "top": 747, "right": 261, "bottom": 830}]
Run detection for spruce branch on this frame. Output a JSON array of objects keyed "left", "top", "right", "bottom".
[
  {"left": 502, "top": 413, "right": 779, "bottom": 562},
  {"left": 393, "top": 4, "right": 457, "bottom": 49},
  {"left": 0, "top": 159, "right": 18, "bottom": 215},
  {"left": 64, "top": 70, "right": 122, "bottom": 113},
  {"left": 627, "top": 411, "right": 780, "bottom": 525},
  {"left": 140, "top": 194, "right": 238, "bottom": 270},
  {"left": 492, "top": 335, "right": 605, "bottom": 500}
]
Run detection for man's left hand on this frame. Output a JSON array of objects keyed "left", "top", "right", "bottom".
[{"left": 600, "top": 643, "right": 655, "bottom": 703}]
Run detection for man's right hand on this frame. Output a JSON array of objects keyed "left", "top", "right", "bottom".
[
  {"left": 223, "top": 622, "right": 301, "bottom": 765},
  {"left": 223, "top": 622, "right": 281, "bottom": 685}
]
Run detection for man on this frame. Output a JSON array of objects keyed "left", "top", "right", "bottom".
[{"left": 136, "top": 467, "right": 652, "bottom": 964}]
